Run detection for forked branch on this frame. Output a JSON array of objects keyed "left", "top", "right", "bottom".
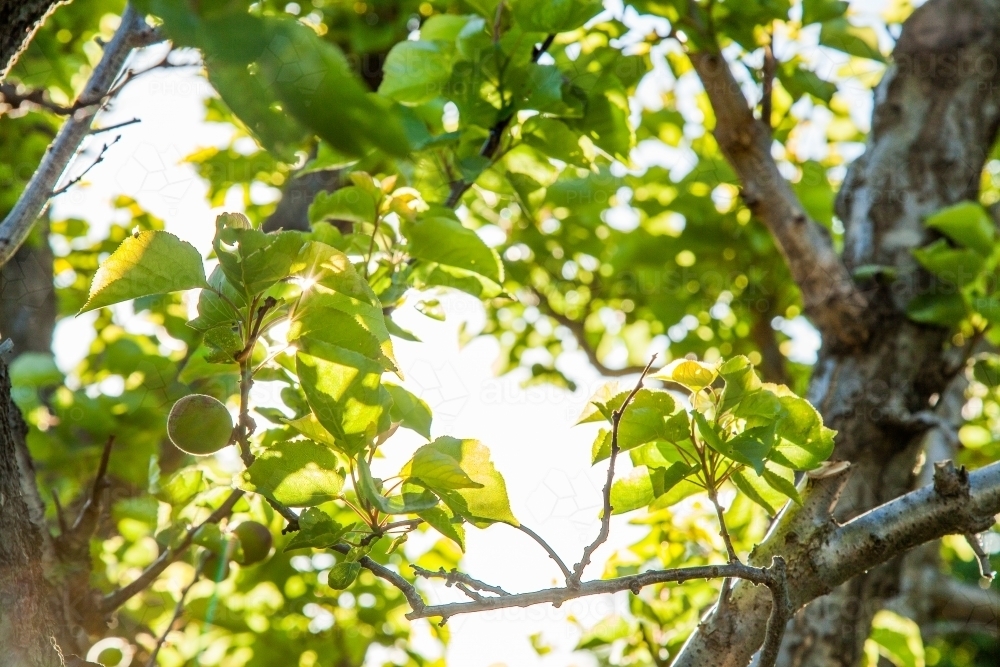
[
  {"left": 684, "top": 43, "right": 868, "bottom": 349},
  {"left": 571, "top": 356, "right": 657, "bottom": 585}
]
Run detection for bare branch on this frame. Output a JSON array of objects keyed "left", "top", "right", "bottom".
[
  {"left": 672, "top": 459, "right": 1000, "bottom": 667},
  {"left": 51, "top": 135, "right": 121, "bottom": 197},
  {"left": 328, "top": 542, "right": 426, "bottom": 614},
  {"left": 144, "top": 559, "right": 204, "bottom": 667},
  {"left": 685, "top": 45, "right": 868, "bottom": 350},
  {"left": 0, "top": 3, "right": 164, "bottom": 269},
  {"left": 515, "top": 524, "right": 573, "bottom": 583},
  {"left": 100, "top": 489, "right": 243, "bottom": 613},
  {"left": 412, "top": 565, "right": 511, "bottom": 597},
  {"left": 405, "top": 559, "right": 789, "bottom": 624},
  {"left": 758, "top": 556, "right": 790, "bottom": 667},
  {"left": 571, "top": 356, "right": 657, "bottom": 585},
  {"left": 964, "top": 532, "right": 996, "bottom": 584}
]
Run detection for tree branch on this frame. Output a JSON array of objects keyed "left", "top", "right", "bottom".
[
  {"left": 0, "top": 0, "right": 65, "bottom": 80},
  {"left": 672, "top": 459, "right": 1000, "bottom": 667},
  {"left": 0, "top": 2, "right": 163, "bottom": 269},
  {"left": 570, "top": 356, "right": 657, "bottom": 585},
  {"left": 515, "top": 523, "right": 573, "bottom": 583},
  {"left": 685, "top": 46, "right": 868, "bottom": 350},
  {"left": 412, "top": 565, "right": 511, "bottom": 597},
  {"left": 99, "top": 489, "right": 243, "bottom": 613}
]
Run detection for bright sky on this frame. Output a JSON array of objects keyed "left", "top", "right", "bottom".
[{"left": 42, "top": 2, "right": 894, "bottom": 664}]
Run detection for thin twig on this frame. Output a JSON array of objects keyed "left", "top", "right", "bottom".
[
  {"left": 90, "top": 118, "right": 140, "bottom": 135},
  {"left": 328, "top": 542, "right": 426, "bottom": 614},
  {"left": 0, "top": 2, "right": 163, "bottom": 269},
  {"left": 965, "top": 532, "right": 996, "bottom": 583},
  {"left": 52, "top": 135, "right": 121, "bottom": 196},
  {"left": 708, "top": 486, "right": 739, "bottom": 563},
  {"left": 571, "top": 356, "right": 658, "bottom": 585},
  {"left": 145, "top": 559, "right": 205, "bottom": 667},
  {"left": 100, "top": 489, "right": 243, "bottom": 613},
  {"left": 405, "top": 558, "right": 787, "bottom": 623},
  {"left": 761, "top": 29, "right": 776, "bottom": 129},
  {"left": 412, "top": 565, "right": 511, "bottom": 597},
  {"left": 444, "top": 33, "right": 556, "bottom": 208},
  {"left": 516, "top": 524, "right": 573, "bottom": 583},
  {"left": 758, "top": 556, "right": 791, "bottom": 667}
]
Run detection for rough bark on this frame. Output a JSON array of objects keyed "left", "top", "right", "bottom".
[
  {"left": 0, "top": 0, "right": 64, "bottom": 81},
  {"left": 676, "top": 0, "right": 1000, "bottom": 665},
  {"left": 0, "top": 221, "right": 56, "bottom": 356},
  {"left": 0, "top": 357, "right": 76, "bottom": 667}
]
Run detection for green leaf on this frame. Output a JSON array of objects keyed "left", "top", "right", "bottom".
[
  {"left": 762, "top": 464, "right": 802, "bottom": 505},
  {"left": 611, "top": 462, "right": 700, "bottom": 514},
  {"left": 718, "top": 355, "right": 762, "bottom": 414},
  {"left": 617, "top": 389, "right": 678, "bottom": 450},
  {"left": 284, "top": 413, "right": 338, "bottom": 448},
  {"left": 214, "top": 217, "right": 304, "bottom": 298},
  {"left": 905, "top": 292, "right": 968, "bottom": 327},
  {"left": 925, "top": 201, "right": 995, "bottom": 256},
  {"left": 206, "top": 62, "right": 307, "bottom": 161},
  {"left": 327, "top": 561, "right": 362, "bottom": 589},
  {"left": 692, "top": 411, "right": 724, "bottom": 451},
  {"left": 802, "top": 0, "right": 848, "bottom": 24},
  {"left": 385, "top": 383, "right": 433, "bottom": 439},
  {"left": 356, "top": 457, "right": 440, "bottom": 515},
  {"left": 379, "top": 40, "right": 454, "bottom": 105},
  {"left": 151, "top": 467, "right": 204, "bottom": 506},
  {"left": 912, "top": 239, "right": 984, "bottom": 286},
  {"left": 81, "top": 231, "right": 208, "bottom": 312},
  {"left": 576, "top": 615, "right": 633, "bottom": 649},
  {"left": 297, "top": 345, "right": 392, "bottom": 456},
  {"left": 404, "top": 216, "right": 503, "bottom": 284},
  {"left": 288, "top": 242, "right": 397, "bottom": 372},
  {"left": 239, "top": 440, "right": 344, "bottom": 507},
  {"left": 610, "top": 465, "right": 657, "bottom": 514},
  {"left": 284, "top": 508, "right": 351, "bottom": 551},
  {"left": 415, "top": 437, "right": 518, "bottom": 526},
  {"left": 653, "top": 359, "right": 718, "bottom": 391},
  {"left": 770, "top": 393, "right": 836, "bottom": 471},
  {"left": 402, "top": 442, "right": 483, "bottom": 490},
  {"left": 973, "top": 296, "right": 1000, "bottom": 324},
  {"left": 819, "top": 18, "right": 885, "bottom": 62},
  {"left": 722, "top": 426, "right": 776, "bottom": 475},
  {"left": 418, "top": 504, "right": 466, "bottom": 551},
  {"left": 255, "top": 19, "right": 411, "bottom": 158},
  {"left": 868, "top": 610, "right": 925, "bottom": 667},
  {"left": 511, "top": 0, "right": 604, "bottom": 33},
  {"left": 188, "top": 266, "right": 245, "bottom": 332},
  {"left": 732, "top": 467, "right": 788, "bottom": 515},
  {"left": 308, "top": 187, "right": 378, "bottom": 227}
]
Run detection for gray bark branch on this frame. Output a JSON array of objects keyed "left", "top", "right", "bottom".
[{"left": 0, "top": 3, "right": 162, "bottom": 269}]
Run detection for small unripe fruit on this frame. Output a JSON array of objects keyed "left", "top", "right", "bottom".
[
  {"left": 167, "top": 394, "right": 233, "bottom": 456},
  {"left": 234, "top": 521, "right": 272, "bottom": 565},
  {"left": 203, "top": 552, "right": 231, "bottom": 581}
]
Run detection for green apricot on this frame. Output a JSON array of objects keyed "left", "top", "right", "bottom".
[
  {"left": 234, "top": 521, "right": 272, "bottom": 565},
  {"left": 167, "top": 394, "right": 233, "bottom": 456},
  {"left": 203, "top": 551, "right": 231, "bottom": 581}
]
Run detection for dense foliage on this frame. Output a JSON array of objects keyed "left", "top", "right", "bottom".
[{"left": 1, "top": 0, "right": 998, "bottom": 666}]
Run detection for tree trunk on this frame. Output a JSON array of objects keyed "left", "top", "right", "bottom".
[
  {"left": 774, "top": 2, "right": 1000, "bottom": 664},
  {"left": 0, "top": 356, "right": 78, "bottom": 667},
  {"left": 0, "top": 0, "right": 63, "bottom": 80},
  {"left": 0, "top": 220, "right": 56, "bottom": 357},
  {"left": 674, "top": 0, "right": 1000, "bottom": 665}
]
